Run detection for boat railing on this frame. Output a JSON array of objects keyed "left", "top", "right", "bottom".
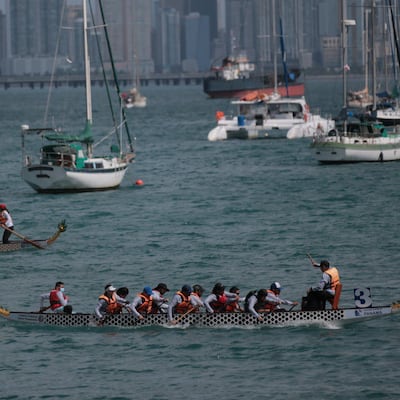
[{"left": 41, "top": 151, "right": 76, "bottom": 167}]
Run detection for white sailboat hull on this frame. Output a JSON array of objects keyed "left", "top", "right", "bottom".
[
  {"left": 311, "top": 135, "right": 400, "bottom": 163},
  {"left": 21, "top": 158, "right": 129, "bottom": 193}
]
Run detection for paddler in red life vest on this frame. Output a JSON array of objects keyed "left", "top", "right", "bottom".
[
  {"left": 128, "top": 286, "right": 154, "bottom": 320},
  {"left": 94, "top": 284, "right": 120, "bottom": 319},
  {"left": 225, "top": 286, "right": 244, "bottom": 312},
  {"left": 264, "top": 282, "right": 298, "bottom": 311},
  {"left": 204, "top": 283, "right": 239, "bottom": 313},
  {"left": 168, "top": 285, "right": 196, "bottom": 322},
  {"left": 303, "top": 259, "right": 341, "bottom": 310},
  {"left": 39, "top": 281, "right": 72, "bottom": 314}
]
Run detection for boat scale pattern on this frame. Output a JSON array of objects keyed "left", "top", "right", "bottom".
[{"left": 1, "top": 305, "right": 397, "bottom": 328}]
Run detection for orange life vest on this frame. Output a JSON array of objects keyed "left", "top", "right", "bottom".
[
  {"left": 225, "top": 295, "right": 241, "bottom": 312},
  {"left": 209, "top": 294, "right": 227, "bottom": 312},
  {"left": 49, "top": 289, "right": 65, "bottom": 310},
  {"left": 137, "top": 294, "right": 153, "bottom": 314},
  {"left": 264, "top": 289, "right": 277, "bottom": 311},
  {"left": 326, "top": 267, "right": 340, "bottom": 291},
  {"left": 175, "top": 291, "right": 192, "bottom": 314},
  {"left": 215, "top": 111, "right": 225, "bottom": 121},
  {"left": 98, "top": 293, "right": 120, "bottom": 314}
]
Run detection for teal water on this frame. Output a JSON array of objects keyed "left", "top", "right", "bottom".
[{"left": 1, "top": 80, "right": 399, "bottom": 400}]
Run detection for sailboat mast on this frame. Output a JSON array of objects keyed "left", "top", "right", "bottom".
[
  {"left": 372, "top": 0, "right": 376, "bottom": 110},
  {"left": 342, "top": 0, "right": 347, "bottom": 109},
  {"left": 272, "top": 0, "right": 277, "bottom": 93},
  {"left": 83, "top": 0, "right": 92, "bottom": 125}
]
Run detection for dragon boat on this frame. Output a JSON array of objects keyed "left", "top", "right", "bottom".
[
  {"left": 0, "top": 303, "right": 398, "bottom": 328},
  {"left": 0, "top": 220, "right": 67, "bottom": 252}
]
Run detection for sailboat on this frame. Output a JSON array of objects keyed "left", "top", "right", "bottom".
[
  {"left": 21, "top": 0, "right": 135, "bottom": 193},
  {"left": 346, "top": 7, "right": 374, "bottom": 109},
  {"left": 121, "top": 53, "right": 147, "bottom": 109},
  {"left": 311, "top": 0, "right": 400, "bottom": 163}
]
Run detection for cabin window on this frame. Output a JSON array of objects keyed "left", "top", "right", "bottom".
[{"left": 84, "top": 162, "right": 104, "bottom": 169}]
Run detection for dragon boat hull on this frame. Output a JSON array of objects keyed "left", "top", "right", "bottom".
[
  {"left": 0, "top": 240, "right": 49, "bottom": 252},
  {"left": 0, "top": 305, "right": 397, "bottom": 328},
  {"left": 0, "top": 220, "right": 67, "bottom": 252}
]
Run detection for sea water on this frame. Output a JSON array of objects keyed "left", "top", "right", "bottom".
[{"left": 0, "top": 78, "right": 399, "bottom": 400}]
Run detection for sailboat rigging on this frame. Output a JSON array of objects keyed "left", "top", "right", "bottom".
[{"left": 311, "top": 0, "right": 400, "bottom": 163}]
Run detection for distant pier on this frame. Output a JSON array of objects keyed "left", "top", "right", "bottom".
[{"left": 0, "top": 72, "right": 209, "bottom": 89}]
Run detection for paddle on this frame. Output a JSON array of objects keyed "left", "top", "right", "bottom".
[
  {"left": 170, "top": 307, "right": 195, "bottom": 325},
  {"left": 0, "top": 224, "right": 45, "bottom": 249},
  {"left": 306, "top": 253, "right": 319, "bottom": 268}
]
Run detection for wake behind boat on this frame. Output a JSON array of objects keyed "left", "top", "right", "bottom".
[
  {"left": 0, "top": 303, "right": 398, "bottom": 328},
  {"left": 20, "top": 0, "right": 135, "bottom": 194}
]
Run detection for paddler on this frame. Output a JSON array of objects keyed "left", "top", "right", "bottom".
[
  {"left": 225, "top": 286, "right": 244, "bottom": 312},
  {"left": 265, "top": 282, "right": 298, "bottom": 311},
  {"left": 302, "top": 259, "right": 341, "bottom": 310},
  {"left": 128, "top": 286, "right": 154, "bottom": 320},
  {"left": 168, "top": 285, "right": 196, "bottom": 322},
  {"left": 204, "top": 282, "right": 239, "bottom": 313},
  {"left": 190, "top": 284, "right": 205, "bottom": 310},
  {"left": 151, "top": 283, "right": 170, "bottom": 313},
  {"left": 94, "top": 284, "right": 119, "bottom": 319},
  {"left": 244, "top": 289, "right": 269, "bottom": 321},
  {"left": 0, "top": 203, "right": 14, "bottom": 244},
  {"left": 39, "top": 281, "right": 72, "bottom": 314}
]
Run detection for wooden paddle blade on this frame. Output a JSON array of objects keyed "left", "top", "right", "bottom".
[{"left": 0, "top": 306, "right": 10, "bottom": 317}]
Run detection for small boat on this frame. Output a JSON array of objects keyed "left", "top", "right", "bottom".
[
  {"left": 121, "top": 87, "right": 147, "bottom": 109},
  {"left": 20, "top": 0, "right": 135, "bottom": 194},
  {"left": 0, "top": 220, "right": 67, "bottom": 253},
  {"left": 0, "top": 303, "right": 398, "bottom": 328},
  {"left": 208, "top": 95, "right": 334, "bottom": 141}
]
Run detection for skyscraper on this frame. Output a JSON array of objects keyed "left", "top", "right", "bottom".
[{"left": 183, "top": 12, "right": 210, "bottom": 72}]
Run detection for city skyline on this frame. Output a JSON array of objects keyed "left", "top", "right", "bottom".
[{"left": 0, "top": 1, "right": 397, "bottom": 77}]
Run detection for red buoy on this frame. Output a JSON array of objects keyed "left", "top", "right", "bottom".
[{"left": 135, "top": 179, "right": 144, "bottom": 186}]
